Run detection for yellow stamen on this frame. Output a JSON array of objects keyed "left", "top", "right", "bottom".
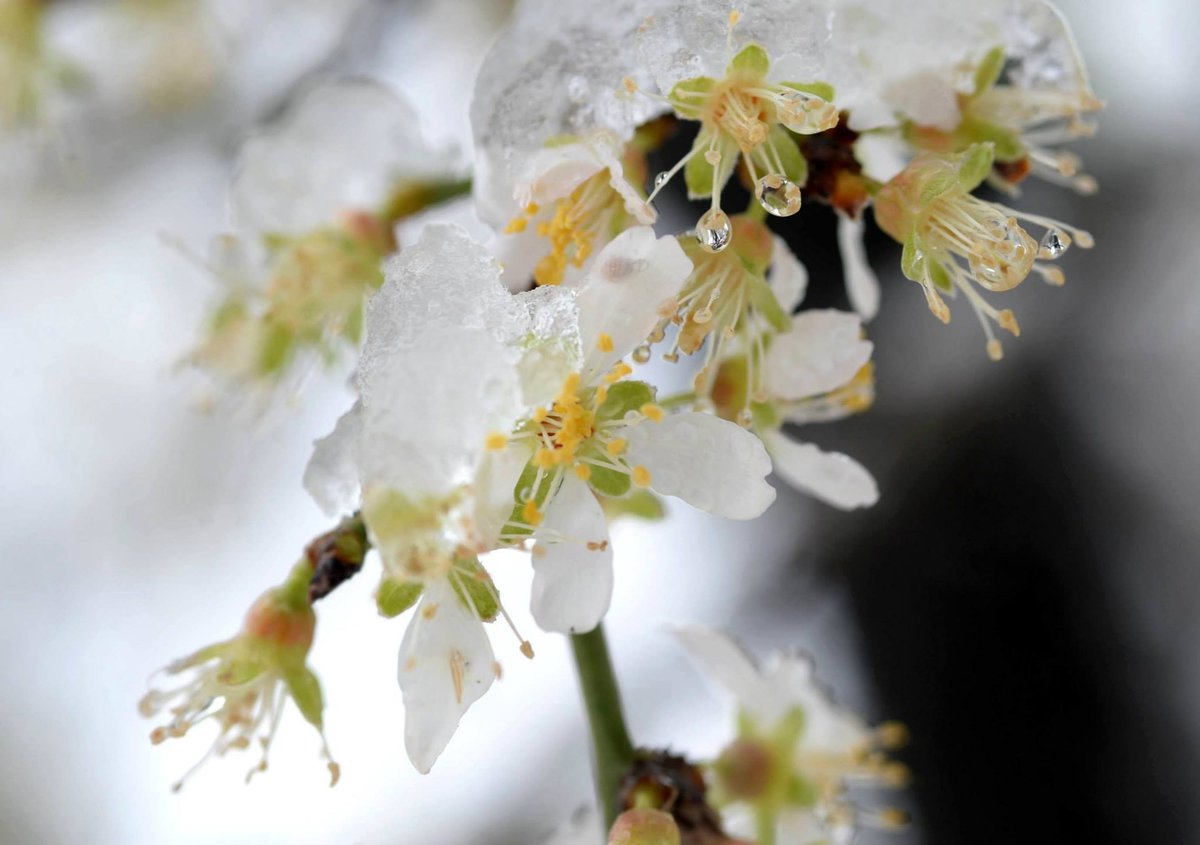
[
  {"left": 606, "top": 438, "right": 627, "bottom": 456},
  {"left": 632, "top": 466, "right": 652, "bottom": 487},
  {"left": 597, "top": 332, "right": 614, "bottom": 353},
  {"left": 574, "top": 464, "right": 592, "bottom": 481},
  {"left": 522, "top": 500, "right": 543, "bottom": 526},
  {"left": 640, "top": 403, "right": 664, "bottom": 422},
  {"left": 484, "top": 432, "right": 508, "bottom": 451}
]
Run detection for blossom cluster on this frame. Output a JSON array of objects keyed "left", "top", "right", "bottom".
[{"left": 140, "top": 1, "right": 1100, "bottom": 842}]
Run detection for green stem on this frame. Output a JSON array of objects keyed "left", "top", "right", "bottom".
[{"left": 570, "top": 624, "right": 635, "bottom": 826}]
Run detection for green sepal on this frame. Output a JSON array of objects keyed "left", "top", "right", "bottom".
[
  {"left": 746, "top": 273, "right": 791, "bottom": 333},
  {"left": 600, "top": 489, "right": 666, "bottom": 522},
  {"left": 668, "top": 75, "right": 715, "bottom": 119},
  {"left": 283, "top": 665, "right": 325, "bottom": 728},
  {"left": 748, "top": 125, "right": 808, "bottom": 187},
  {"left": 917, "top": 168, "right": 960, "bottom": 207},
  {"left": 781, "top": 80, "right": 835, "bottom": 102},
  {"left": 956, "top": 142, "right": 996, "bottom": 192},
  {"left": 784, "top": 774, "right": 819, "bottom": 808},
  {"left": 584, "top": 447, "right": 633, "bottom": 499},
  {"left": 751, "top": 400, "right": 780, "bottom": 431},
  {"left": 900, "top": 234, "right": 925, "bottom": 282},
  {"left": 961, "top": 117, "right": 1024, "bottom": 161},
  {"left": 684, "top": 129, "right": 740, "bottom": 199},
  {"left": 596, "top": 380, "right": 656, "bottom": 422},
  {"left": 504, "top": 459, "right": 560, "bottom": 539},
  {"left": 257, "top": 319, "right": 294, "bottom": 376},
  {"left": 973, "top": 46, "right": 1006, "bottom": 95},
  {"left": 727, "top": 43, "right": 770, "bottom": 79},
  {"left": 376, "top": 577, "right": 424, "bottom": 618},
  {"left": 927, "top": 253, "right": 954, "bottom": 294},
  {"left": 450, "top": 557, "right": 499, "bottom": 622}
]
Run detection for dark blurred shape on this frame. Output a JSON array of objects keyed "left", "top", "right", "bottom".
[{"left": 834, "top": 368, "right": 1196, "bottom": 845}]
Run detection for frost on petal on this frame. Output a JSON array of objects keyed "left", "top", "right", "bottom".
[
  {"left": 398, "top": 581, "right": 496, "bottom": 773},
  {"left": 232, "top": 79, "right": 458, "bottom": 238},
  {"left": 635, "top": 0, "right": 833, "bottom": 94},
  {"left": 304, "top": 403, "right": 363, "bottom": 517},
  {"left": 531, "top": 474, "right": 614, "bottom": 634},
  {"left": 576, "top": 227, "right": 692, "bottom": 379},
  {"left": 883, "top": 70, "right": 961, "bottom": 131},
  {"left": 357, "top": 325, "right": 521, "bottom": 496},
  {"left": 768, "top": 236, "right": 808, "bottom": 315},
  {"left": 1003, "top": 0, "right": 1094, "bottom": 98},
  {"left": 827, "top": 0, "right": 1007, "bottom": 129},
  {"left": 763, "top": 650, "right": 870, "bottom": 753},
  {"left": 358, "top": 224, "right": 528, "bottom": 393},
  {"left": 470, "top": 0, "right": 666, "bottom": 227},
  {"left": 673, "top": 625, "right": 789, "bottom": 725},
  {"left": 625, "top": 412, "right": 775, "bottom": 520},
  {"left": 515, "top": 284, "right": 583, "bottom": 408},
  {"left": 836, "top": 213, "right": 880, "bottom": 320},
  {"left": 764, "top": 310, "right": 872, "bottom": 401},
  {"left": 762, "top": 428, "right": 878, "bottom": 510}
]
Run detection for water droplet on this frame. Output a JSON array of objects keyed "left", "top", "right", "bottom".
[
  {"left": 755, "top": 174, "right": 802, "bottom": 217},
  {"left": 695, "top": 209, "right": 732, "bottom": 253},
  {"left": 632, "top": 344, "right": 651, "bottom": 364},
  {"left": 1038, "top": 228, "right": 1070, "bottom": 260},
  {"left": 693, "top": 307, "right": 713, "bottom": 324},
  {"left": 654, "top": 171, "right": 670, "bottom": 189},
  {"left": 778, "top": 90, "right": 839, "bottom": 134},
  {"left": 736, "top": 409, "right": 754, "bottom": 427}
]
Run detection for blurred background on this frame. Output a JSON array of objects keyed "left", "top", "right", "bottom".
[{"left": 1, "top": 0, "right": 1197, "bottom": 843}]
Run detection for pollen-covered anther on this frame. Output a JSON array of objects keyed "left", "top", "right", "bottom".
[
  {"left": 597, "top": 332, "right": 615, "bottom": 353},
  {"left": 997, "top": 309, "right": 1020, "bottom": 336},
  {"left": 520, "top": 640, "right": 535, "bottom": 659},
  {"left": 632, "top": 466, "right": 652, "bottom": 487},
  {"left": 574, "top": 464, "right": 592, "bottom": 481},
  {"left": 522, "top": 500, "right": 543, "bottom": 526},
  {"left": 485, "top": 432, "right": 509, "bottom": 451},
  {"left": 640, "top": 403, "right": 664, "bottom": 422}
]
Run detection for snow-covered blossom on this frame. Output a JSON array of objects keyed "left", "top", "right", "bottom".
[
  {"left": 140, "top": 559, "right": 338, "bottom": 790},
  {"left": 491, "top": 226, "right": 777, "bottom": 634},
  {"left": 675, "top": 626, "right": 909, "bottom": 845},
  {"left": 873, "top": 142, "right": 1092, "bottom": 359},
  {"left": 187, "top": 79, "right": 465, "bottom": 395},
  {"left": 303, "top": 223, "right": 563, "bottom": 772}
]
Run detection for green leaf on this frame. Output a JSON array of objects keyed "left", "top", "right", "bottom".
[
  {"left": 450, "top": 557, "right": 499, "bottom": 622},
  {"left": 376, "top": 578, "right": 423, "bottom": 618},
  {"left": 781, "top": 80, "right": 835, "bottom": 102},
  {"left": 748, "top": 125, "right": 808, "bottom": 186},
  {"left": 596, "top": 380, "right": 655, "bottom": 422},
  {"left": 283, "top": 666, "right": 325, "bottom": 728},
  {"left": 727, "top": 43, "right": 770, "bottom": 78},
  {"left": 684, "top": 129, "right": 740, "bottom": 199},
  {"left": 973, "top": 46, "right": 1006, "bottom": 95}
]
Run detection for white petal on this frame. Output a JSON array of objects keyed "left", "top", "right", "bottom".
[
  {"left": 473, "top": 446, "right": 531, "bottom": 549},
  {"left": 232, "top": 80, "right": 457, "bottom": 238},
  {"left": 625, "top": 413, "right": 775, "bottom": 520},
  {"left": 530, "top": 474, "right": 614, "bottom": 634},
  {"left": 672, "top": 625, "right": 788, "bottom": 725},
  {"left": 768, "top": 236, "right": 808, "bottom": 314},
  {"left": 303, "top": 403, "right": 362, "bottom": 517},
  {"left": 884, "top": 70, "right": 962, "bottom": 130},
  {"left": 591, "top": 135, "right": 656, "bottom": 225},
  {"left": 514, "top": 141, "right": 607, "bottom": 209},
  {"left": 398, "top": 581, "right": 496, "bottom": 774},
  {"left": 575, "top": 227, "right": 692, "bottom": 380},
  {"left": 837, "top": 213, "right": 881, "bottom": 321},
  {"left": 763, "top": 651, "right": 871, "bottom": 754},
  {"left": 762, "top": 429, "right": 878, "bottom": 511},
  {"left": 764, "top": 310, "right": 873, "bottom": 401}
]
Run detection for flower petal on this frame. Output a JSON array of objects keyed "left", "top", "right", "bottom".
[
  {"left": 672, "top": 625, "right": 787, "bottom": 724},
  {"left": 576, "top": 227, "right": 692, "bottom": 379},
  {"left": 837, "top": 213, "right": 880, "bottom": 321},
  {"left": 768, "top": 235, "right": 808, "bottom": 314},
  {"left": 764, "top": 310, "right": 873, "bottom": 401},
  {"left": 762, "top": 651, "right": 870, "bottom": 753},
  {"left": 624, "top": 412, "right": 775, "bottom": 520},
  {"left": 531, "top": 474, "right": 614, "bottom": 634},
  {"left": 762, "top": 429, "right": 878, "bottom": 510},
  {"left": 303, "top": 403, "right": 362, "bottom": 517},
  {"left": 398, "top": 581, "right": 496, "bottom": 774},
  {"left": 514, "top": 141, "right": 607, "bottom": 209}
]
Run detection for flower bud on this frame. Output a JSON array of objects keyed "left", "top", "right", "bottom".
[{"left": 608, "top": 808, "right": 680, "bottom": 845}]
